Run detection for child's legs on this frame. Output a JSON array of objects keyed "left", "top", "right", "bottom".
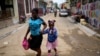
[
  {"left": 47, "top": 41, "right": 52, "bottom": 50},
  {"left": 47, "top": 40, "right": 58, "bottom": 56},
  {"left": 48, "top": 50, "right": 51, "bottom": 53},
  {"left": 54, "top": 48, "right": 58, "bottom": 56},
  {"left": 52, "top": 40, "right": 58, "bottom": 53},
  {"left": 47, "top": 41, "right": 52, "bottom": 56},
  {"left": 54, "top": 48, "right": 57, "bottom": 52},
  {"left": 48, "top": 50, "right": 51, "bottom": 56},
  {"left": 47, "top": 41, "right": 53, "bottom": 53}
]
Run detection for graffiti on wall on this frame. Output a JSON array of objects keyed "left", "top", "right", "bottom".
[{"left": 81, "top": 1, "right": 100, "bottom": 29}]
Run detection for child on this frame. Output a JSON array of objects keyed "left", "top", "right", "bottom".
[{"left": 43, "top": 20, "right": 58, "bottom": 56}]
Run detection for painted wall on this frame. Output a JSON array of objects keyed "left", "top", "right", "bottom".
[
  {"left": 71, "top": 0, "right": 100, "bottom": 29},
  {"left": 81, "top": 1, "right": 100, "bottom": 29}
]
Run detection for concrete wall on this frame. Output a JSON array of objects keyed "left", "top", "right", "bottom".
[
  {"left": 0, "top": 0, "right": 19, "bottom": 29},
  {"left": 12, "top": 0, "right": 19, "bottom": 24},
  {"left": 71, "top": 7, "right": 77, "bottom": 14},
  {"left": 0, "top": 18, "right": 13, "bottom": 29},
  {"left": 65, "top": 3, "right": 70, "bottom": 9}
]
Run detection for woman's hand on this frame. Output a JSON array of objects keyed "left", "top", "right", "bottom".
[
  {"left": 40, "top": 30, "right": 44, "bottom": 34},
  {"left": 28, "top": 37, "right": 32, "bottom": 40},
  {"left": 24, "top": 36, "right": 27, "bottom": 39}
]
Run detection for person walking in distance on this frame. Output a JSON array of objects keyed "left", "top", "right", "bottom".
[
  {"left": 54, "top": 8, "right": 57, "bottom": 17},
  {"left": 24, "top": 8, "right": 47, "bottom": 56},
  {"left": 43, "top": 20, "right": 58, "bottom": 56}
]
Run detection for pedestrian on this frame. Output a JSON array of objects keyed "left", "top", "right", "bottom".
[
  {"left": 54, "top": 8, "right": 57, "bottom": 17},
  {"left": 24, "top": 8, "right": 47, "bottom": 56},
  {"left": 20, "top": 15, "right": 26, "bottom": 23},
  {"left": 43, "top": 20, "right": 58, "bottom": 56},
  {"left": 76, "top": 0, "right": 81, "bottom": 13}
]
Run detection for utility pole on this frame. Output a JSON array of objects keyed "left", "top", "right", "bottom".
[
  {"left": 36, "top": 0, "right": 39, "bottom": 8},
  {"left": 81, "top": 0, "right": 82, "bottom": 11}
]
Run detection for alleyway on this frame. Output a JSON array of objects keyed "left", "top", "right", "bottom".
[{"left": 0, "top": 13, "right": 100, "bottom": 56}]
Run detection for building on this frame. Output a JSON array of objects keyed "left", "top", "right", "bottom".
[
  {"left": 0, "top": 0, "right": 49, "bottom": 29},
  {"left": 46, "top": 0, "right": 53, "bottom": 8},
  {"left": 70, "top": 0, "right": 100, "bottom": 31},
  {"left": 61, "top": 0, "right": 70, "bottom": 9},
  {"left": 0, "top": 0, "right": 37, "bottom": 29},
  {"left": 38, "top": 0, "right": 47, "bottom": 15},
  {"left": 44, "top": 0, "right": 53, "bottom": 13},
  {"left": 0, "top": 0, "right": 19, "bottom": 29},
  {"left": 18, "top": 0, "right": 38, "bottom": 18}
]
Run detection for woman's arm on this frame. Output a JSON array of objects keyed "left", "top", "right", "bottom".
[
  {"left": 42, "top": 23, "right": 47, "bottom": 32},
  {"left": 43, "top": 29, "right": 48, "bottom": 34},
  {"left": 41, "top": 19, "right": 47, "bottom": 33},
  {"left": 24, "top": 27, "right": 30, "bottom": 39}
]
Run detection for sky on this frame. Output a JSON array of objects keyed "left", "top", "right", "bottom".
[{"left": 52, "top": 0, "right": 66, "bottom": 5}]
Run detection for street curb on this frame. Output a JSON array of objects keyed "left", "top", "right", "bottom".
[
  {"left": 77, "top": 23, "right": 96, "bottom": 36},
  {"left": 0, "top": 24, "right": 27, "bottom": 40},
  {"left": 78, "top": 23, "right": 100, "bottom": 38},
  {"left": 68, "top": 17, "right": 100, "bottom": 38}
]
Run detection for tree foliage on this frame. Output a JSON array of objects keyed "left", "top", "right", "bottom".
[{"left": 54, "top": 3, "right": 59, "bottom": 9}]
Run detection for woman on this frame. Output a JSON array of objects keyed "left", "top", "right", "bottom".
[{"left": 24, "top": 8, "right": 47, "bottom": 56}]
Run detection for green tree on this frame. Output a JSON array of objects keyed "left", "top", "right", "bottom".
[{"left": 54, "top": 3, "right": 59, "bottom": 9}]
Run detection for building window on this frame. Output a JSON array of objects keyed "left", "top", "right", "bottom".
[
  {"left": 5, "top": 0, "right": 14, "bottom": 16},
  {"left": 70, "top": 0, "right": 77, "bottom": 7},
  {"left": 25, "top": 0, "right": 29, "bottom": 13},
  {"left": 0, "top": 0, "right": 14, "bottom": 20},
  {"left": 89, "top": 0, "right": 93, "bottom": 3},
  {"left": 82, "top": 0, "right": 87, "bottom": 5}
]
